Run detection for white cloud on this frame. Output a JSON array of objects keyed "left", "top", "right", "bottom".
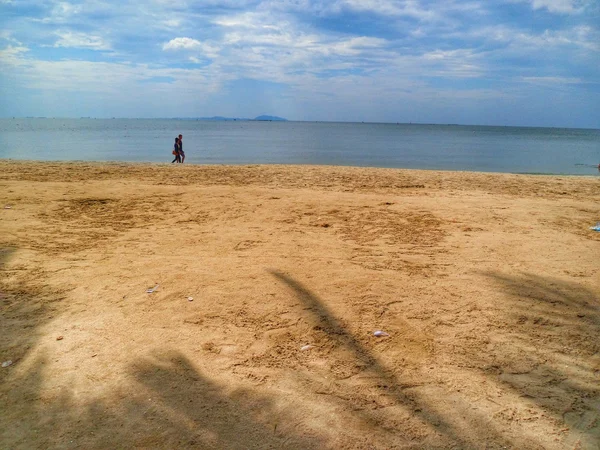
[
  {"left": 339, "top": 0, "right": 438, "bottom": 20},
  {"left": 214, "top": 10, "right": 389, "bottom": 62},
  {"left": 53, "top": 31, "right": 111, "bottom": 50},
  {"left": 512, "top": 27, "right": 600, "bottom": 51},
  {"left": 531, "top": 0, "right": 582, "bottom": 13},
  {"left": 325, "top": 37, "right": 389, "bottom": 56},
  {"left": 0, "top": 48, "right": 221, "bottom": 98},
  {"left": 417, "top": 48, "right": 484, "bottom": 78},
  {"left": 1, "top": 0, "right": 597, "bottom": 123},
  {"left": 513, "top": 0, "right": 590, "bottom": 13},
  {"left": 162, "top": 37, "right": 220, "bottom": 58},
  {"left": 0, "top": 45, "right": 29, "bottom": 62},
  {"left": 266, "top": 0, "right": 487, "bottom": 25},
  {"left": 53, "top": 1, "right": 81, "bottom": 16},
  {"left": 223, "top": 30, "right": 316, "bottom": 48},
  {"left": 163, "top": 37, "right": 203, "bottom": 50},
  {"left": 0, "top": 30, "right": 22, "bottom": 44},
  {"left": 214, "top": 12, "right": 280, "bottom": 30},
  {"left": 35, "top": 1, "right": 83, "bottom": 24},
  {"left": 163, "top": 19, "right": 181, "bottom": 28},
  {"left": 450, "top": 24, "right": 600, "bottom": 53}
]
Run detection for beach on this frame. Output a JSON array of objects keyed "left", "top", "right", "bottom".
[{"left": 1, "top": 160, "right": 599, "bottom": 449}]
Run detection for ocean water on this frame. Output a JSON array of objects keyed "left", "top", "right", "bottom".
[{"left": 0, "top": 118, "right": 599, "bottom": 175}]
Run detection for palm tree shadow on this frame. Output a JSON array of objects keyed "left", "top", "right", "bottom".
[
  {"left": 4, "top": 350, "right": 327, "bottom": 449},
  {"left": 1, "top": 245, "right": 64, "bottom": 379},
  {"left": 1, "top": 242, "right": 326, "bottom": 449},
  {"left": 482, "top": 271, "right": 600, "bottom": 447},
  {"left": 268, "top": 269, "right": 513, "bottom": 448},
  {"left": 127, "top": 351, "right": 325, "bottom": 449},
  {"left": 0, "top": 355, "right": 50, "bottom": 446},
  {"left": 0, "top": 246, "right": 81, "bottom": 448}
]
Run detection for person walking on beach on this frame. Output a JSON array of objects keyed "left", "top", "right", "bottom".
[
  {"left": 178, "top": 134, "right": 185, "bottom": 163},
  {"left": 172, "top": 137, "right": 181, "bottom": 163}
]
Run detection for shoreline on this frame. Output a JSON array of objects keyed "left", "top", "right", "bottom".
[{"left": 2, "top": 158, "right": 599, "bottom": 178}]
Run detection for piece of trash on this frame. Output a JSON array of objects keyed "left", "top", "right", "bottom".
[
  {"left": 2, "top": 360, "right": 12, "bottom": 368},
  {"left": 300, "top": 345, "right": 314, "bottom": 351},
  {"left": 590, "top": 223, "right": 600, "bottom": 232},
  {"left": 4, "top": 205, "right": 11, "bottom": 209},
  {"left": 146, "top": 284, "right": 159, "bottom": 293},
  {"left": 373, "top": 330, "right": 390, "bottom": 337},
  {"left": 187, "top": 297, "right": 194, "bottom": 302},
  {"left": 56, "top": 336, "right": 64, "bottom": 341}
]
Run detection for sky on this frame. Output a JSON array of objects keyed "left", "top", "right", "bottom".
[{"left": 0, "top": 0, "right": 599, "bottom": 128}]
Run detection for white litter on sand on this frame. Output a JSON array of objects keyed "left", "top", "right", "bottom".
[{"left": 146, "top": 284, "right": 159, "bottom": 293}]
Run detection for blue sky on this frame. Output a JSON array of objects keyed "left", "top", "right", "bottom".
[{"left": 1, "top": 0, "right": 599, "bottom": 127}]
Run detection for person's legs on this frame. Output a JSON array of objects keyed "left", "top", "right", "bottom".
[{"left": 180, "top": 151, "right": 185, "bottom": 163}]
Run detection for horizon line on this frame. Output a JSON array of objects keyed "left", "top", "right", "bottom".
[{"left": 1, "top": 117, "right": 599, "bottom": 131}]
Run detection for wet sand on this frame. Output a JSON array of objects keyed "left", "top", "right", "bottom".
[{"left": 1, "top": 160, "right": 599, "bottom": 449}]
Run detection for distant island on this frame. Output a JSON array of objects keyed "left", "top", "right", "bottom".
[{"left": 183, "top": 115, "right": 287, "bottom": 122}]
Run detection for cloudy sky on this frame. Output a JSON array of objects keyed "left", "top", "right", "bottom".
[{"left": 1, "top": 0, "right": 599, "bottom": 127}]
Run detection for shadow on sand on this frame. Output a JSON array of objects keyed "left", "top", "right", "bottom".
[
  {"left": 482, "top": 272, "right": 600, "bottom": 448},
  {"left": 268, "top": 269, "right": 514, "bottom": 449},
  {"left": 1, "top": 244, "right": 325, "bottom": 448},
  {"left": 3, "top": 259, "right": 598, "bottom": 448},
  {"left": 2, "top": 261, "right": 504, "bottom": 449},
  {"left": 0, "top": 245, "right": 63, "bottom": 375},
  {"left": 3, "top": 350, "right": 325, "bottom": 449}
]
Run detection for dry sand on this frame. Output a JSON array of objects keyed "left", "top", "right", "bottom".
[{"left": 1, "top": 160, "right": 599, "bottom": 449}]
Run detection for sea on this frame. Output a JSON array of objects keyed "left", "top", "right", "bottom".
[{"left": 1, "top": 118, "right": 599, "bottom": 175}]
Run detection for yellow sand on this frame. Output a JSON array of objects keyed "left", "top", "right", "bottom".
[{"left": 1, "top": 161, "right": 599, "bottom": 449}]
